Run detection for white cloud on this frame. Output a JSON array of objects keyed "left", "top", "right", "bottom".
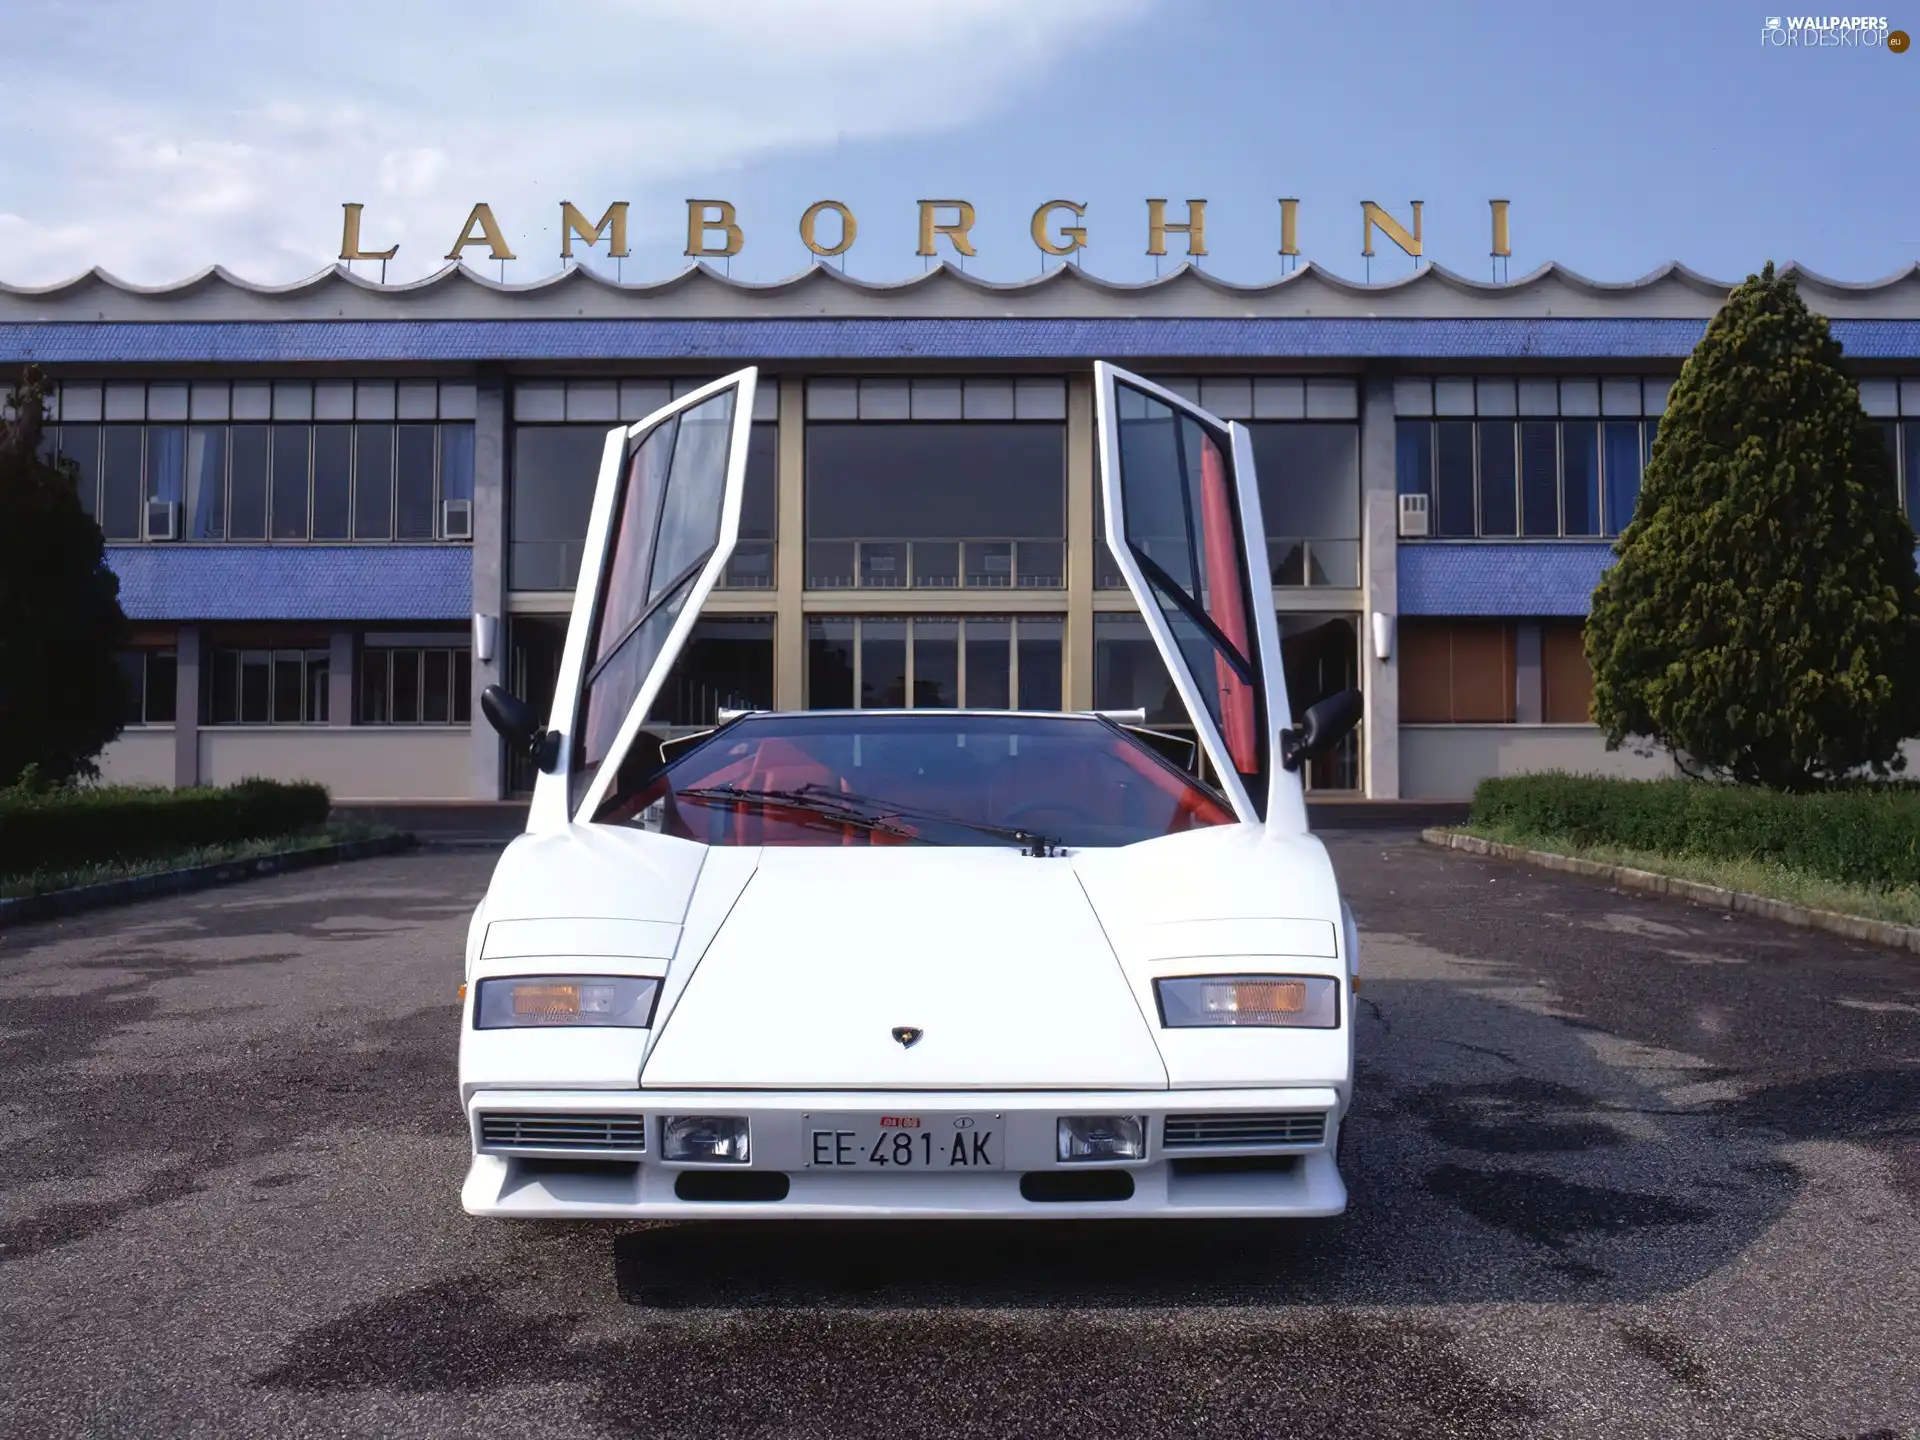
[{"left": 0, "top": 0, "right": 1148, "bottom": 286}]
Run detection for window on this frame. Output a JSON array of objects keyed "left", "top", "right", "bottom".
[
  {"left": 1399, "top": 620, "right": 1517, "bottom": 724},
  {"left": 1093, "top": 613, "right": 1187, "bottom": 727},
  {"left": 46, "top": 412, "right": 472, "bottom": 543},
  {"left": 651, "top": 616, "right": 775, "bottom": 726},
  {"left": 806, "top": 378, "right": 1066, "bottom": 591},
  {"left": 1395, "top": 376, "right": 1674, "bottom": 538},
  {"left": 510, "top": 377, "right": 776, "bottom": 593},
  {"left": 1905, "top": 422, "right": 1920, "bottom": 523},
  {"left": 1249, "top": 424, "right": 1361, "bottom": 586},
  {"left": 806, "top": 615, "right": 1062, "bottom": 710},
  {"left": 720, "top": 424, "right": 778, "bottom": 589},
  {"left": 203, "top": 648, "right": 330, "bottom": 724},
  {"left": 1434, "top": 421, "right": 1475, "bottom": 536},
  {"left": 510, "top": 425, "right": 606, "bottom": 590},
  {"left": 113, "top": 649, "right": 177, "bottom": 725},
  {"left": 1278, "top": 614, "right": 1361, "bottom": 791},
  {"left": 1541, "top": 620, "right": 1594, "bottom": 724},
  {"left": 1097, "top": 377, "right": 1361, "bottom": 590},
  {"left": 358, "top": 644, "right": 471, "bottom": 725}
]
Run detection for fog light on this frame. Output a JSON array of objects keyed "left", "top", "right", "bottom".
[
  {"left": 662, "top": 1115, "right": 750, "bottom": 1163},
  {"left": 1057, "top": 1115, "right": 1146, "bottom": 1163}
]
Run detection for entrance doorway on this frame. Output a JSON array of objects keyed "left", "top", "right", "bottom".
[{"left": 1278, "top": 613, "right": 1362, "bottom": 793}]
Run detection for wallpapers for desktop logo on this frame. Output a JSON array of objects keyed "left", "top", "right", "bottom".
[{"left": 1760, "top": 13, "right": 1900, "bottom": 45}]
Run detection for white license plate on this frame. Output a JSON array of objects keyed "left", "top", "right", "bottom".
[{"left": 803, "top": 1113, "right": 1003, "bottom": 1170}]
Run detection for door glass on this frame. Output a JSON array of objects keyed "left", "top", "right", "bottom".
[
  {"left": 1111, "top": 383, "right": 1262, "bottom": 779},
  {"left": 596, "top": 419, "right": 676, "bottom": 666},
  {"left": 581, "top": 574, "right": 692, "bottom": 765},
  {"left": 648, "top": 391, "right": 735, "bottom": 603}
]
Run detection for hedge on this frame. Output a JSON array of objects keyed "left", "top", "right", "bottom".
[
  {"left": 0, "top": 777, "right": 331, "bottom": 878},
  {"left": 1468, "top": 773, "right": 1920, "bottom": 892}
]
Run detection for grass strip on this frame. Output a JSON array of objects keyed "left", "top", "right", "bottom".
[
  {"left": 0, "top": 823, "right": 401, "bottom": 900},
  {"left": 1458, "top": 821, "right": 1920, "bottom": 929}
]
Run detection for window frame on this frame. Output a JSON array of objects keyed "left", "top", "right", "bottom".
[
  {"left": 804, "top": 613, "right": 1064, "bottom": 712},
  {"left": 804, "top": 396, "right": 1069, "bottom": 592},
  {"left": 356, "top": 644, "right": 474, "bottom": 727},
  {"left": 43, "top": 381, "right": 471, "bottom": 546},
  {"left": 200, "top": 646, "right": 332, "bottom": 725},
  {"left": 113, "top": 648, "right": 179, "bottom": 727}
]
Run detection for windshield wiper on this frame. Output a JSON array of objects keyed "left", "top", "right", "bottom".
[
  {"left": 671, "top": 784, "right": 929, "bottom": 843},
  {"left": 816, "top": 785, "right": 1065, "bottom": 858}
]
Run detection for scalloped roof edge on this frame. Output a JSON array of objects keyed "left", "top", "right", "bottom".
[{"left": 6, "top": 257, "right": 1919, "bottom": 301}]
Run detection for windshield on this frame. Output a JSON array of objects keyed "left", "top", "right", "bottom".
[{"left": 593, "top": 712, "right": 1235, "bottom": 848}]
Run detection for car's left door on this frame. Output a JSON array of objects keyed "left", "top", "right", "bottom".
[
  {"left": 524, "top": 368, "right": 759, "bottom": 828},
  {"left": 1091, "top": 362, "right": 1305, "bottom": 834}
]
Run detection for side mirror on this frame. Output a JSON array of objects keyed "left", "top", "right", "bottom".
[
  {"left": 1280, "top": 687, "right": 1364, "bottom": 772},
  {"left": 481, "top": 685, "right": 560, "bottom": 773}
]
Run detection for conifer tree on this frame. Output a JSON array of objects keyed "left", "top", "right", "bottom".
[
  {"left": 1586, "top": 263, "right": 1920, "bottom": 789},
  {"left": 0, "top": 367, "right": 129, "bottom": 785}
]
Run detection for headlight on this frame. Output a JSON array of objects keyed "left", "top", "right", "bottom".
[
  {"left": 1058, "top": 1115, "right": 1146, "bottom": 1162},
  {"left": 1155, "top": 975, "right": 1340, "bottom": 1029},
  {"left": 473, "top": 975, "right": 660, "bottom": 1029},
  {"left": 662, "top": 1115, "right": 751, "bottom": 1163}
]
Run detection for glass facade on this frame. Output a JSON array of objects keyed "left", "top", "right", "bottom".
[
  {"left": 41, "top": 357, "right": 1919, "bottom": 807},
  {"left": 1398, "top": 417, "right": 1657, "bottom": 538},
  {"left": 47, "top": 381, "right": 475, "bottom": 544},
  {"left": 803, "top": 378, "right": 1065, "bottom": 591}
]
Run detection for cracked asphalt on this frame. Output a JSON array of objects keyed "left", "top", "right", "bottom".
[{"left": 0, "top": 834, "right": 1916, "bottom": 1438}]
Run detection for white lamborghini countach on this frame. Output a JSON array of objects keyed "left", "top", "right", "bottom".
[{"left": 461, "top": 362, "right": 1364, "bottom": 1220}]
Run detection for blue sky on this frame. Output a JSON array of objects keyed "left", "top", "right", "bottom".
[{"left": 2, "top": 0, "right": 1914, "bottom": 287}]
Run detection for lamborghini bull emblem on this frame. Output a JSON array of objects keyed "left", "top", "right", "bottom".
[{"left": 892, "top": 1026, "right": 923, "bottom": 1049}]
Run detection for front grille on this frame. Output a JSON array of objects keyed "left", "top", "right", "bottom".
[
  {"left": 478, "top": 1113, "right": 646, "bottom": 1153},
  {"left": 1162, "top": 1112, "right": 1326, "bottom": 1149}
]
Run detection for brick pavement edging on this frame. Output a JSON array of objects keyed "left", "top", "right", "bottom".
[
  {"left": 1421, "top": 827, "right": 1920, "bottom": 957},
  {"left": 0, "top": 832, "right": 419, "bottom": 931}
]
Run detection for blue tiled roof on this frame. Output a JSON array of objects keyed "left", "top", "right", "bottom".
[
  {"left": 105, "top": 545, "right": 471, "bottom": 621},
  {"left": 1398, "top": 542, "right": 1616, "bottom": 616},
  {"left": 6, "top": 317, "right": 1920, "bottom": 364}
]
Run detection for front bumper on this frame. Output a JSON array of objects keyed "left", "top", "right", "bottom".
[{"left": 461, "top": 1086, "right": 1348, "bottom": 1220}]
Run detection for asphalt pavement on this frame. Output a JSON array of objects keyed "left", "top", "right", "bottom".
[{"left": 0, "top": 832, "right": 1915, "bottom": 1438}]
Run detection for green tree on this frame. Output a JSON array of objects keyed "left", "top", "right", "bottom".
[
  {"left": 0, "top": 367, "right": 129, "bottom": 785},
  {"left": 1586, "top": 262, "right": 1920, "bottom": 790}
]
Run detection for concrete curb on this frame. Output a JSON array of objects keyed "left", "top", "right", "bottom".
[
  {"left": 1420, "top": 828, "right": 1920, "bottom": 956},
  {"left": 0, "top": 832, "right": 419, "bottom": 931}
]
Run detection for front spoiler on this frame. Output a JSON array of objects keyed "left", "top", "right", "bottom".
[{"left": 461, "top": 1086, "right": 1348, "bottom": 1220}]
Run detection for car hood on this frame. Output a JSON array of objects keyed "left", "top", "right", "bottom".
[{"left": 639, "top": 847, "right": 1170, "bottom": 1091}]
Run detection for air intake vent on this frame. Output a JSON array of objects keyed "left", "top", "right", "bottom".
[
  {"left": 479, "top": 1113, "right": 646, "bottom": 1153},
  {"left": 1162, "top": 1112, "right": 1326, "bottom": 1149}
]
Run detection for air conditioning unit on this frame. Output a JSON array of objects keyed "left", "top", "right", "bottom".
[
  {"left": 1397, "top": 493, "right": 1431, "bottom": 538},
  {"left": 144, "top": 499, "right": 180, "bottom": 541},
  {"left": 441, "top": 499, "right": 474, "bottom": 540}
]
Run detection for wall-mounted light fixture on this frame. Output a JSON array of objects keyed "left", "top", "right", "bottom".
[
  {"left": 473, "top": 612, "right": 499, "bottom": 665},
  {"left": 1371, "top": 611, "right": 1395, "bottom": 663}
]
